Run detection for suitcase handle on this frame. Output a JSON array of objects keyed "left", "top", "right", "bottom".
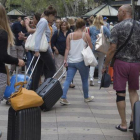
[
  {"left": 25, "top": 55, "right": 40, "bottom": 88},
  {"left": 15, "top": 55, "right": 40, "bottom": 89}
]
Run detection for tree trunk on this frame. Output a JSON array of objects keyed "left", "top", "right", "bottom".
[{"left": 61, "top": 0, "right": 70, "bottom": 16}]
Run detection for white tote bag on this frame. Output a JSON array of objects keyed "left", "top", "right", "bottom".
[
  {"left": 25, "top": 31, "right": 48, "bottom": 52},
  {"left": 95, "top": 26, "right": 110, "bottom": 54},
  {"left": 81, "top": 35, "right": 98, "bottom": 67}
]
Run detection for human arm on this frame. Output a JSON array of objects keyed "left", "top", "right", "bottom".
[
  {"left": 85, "top": 33, "right": 93, "bottom": 49},
  {"left": 0, "top": 30, "right": 24, "bottom": 66},
  {"left": 34, "top": 19, "right": 47, "bottom": 56},
  {"left": 103, "top": 26, "right": 110, "bottom": 38},
  {"left": 64, "top": 34, "right": 71, "bottom": 67},
  {"left": 25, "top": 19, "right": 36, "bottom": 34},
  {"left": 103, "top": 27, "right": 118, "bottom": 72},
  {"left": 51, "top": 31, "right": 59, "bottom": 54}
]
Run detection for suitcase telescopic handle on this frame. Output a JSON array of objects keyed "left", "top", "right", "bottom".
[
  {"left": 58, "top": 66, "right": 68, "bottom": 81},
  {"left": 25, "top": 55, "right": 40, "bottom": 88},
  {"left": 52, "top": 64, "right": 64, "bottom": 78}
]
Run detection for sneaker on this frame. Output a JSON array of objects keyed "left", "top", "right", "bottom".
[
  {"left": 60, "top": 99, "right": 70, "bottom": 105},
  {"left": 84, "top": 96, "right": 94, "bottom": 102},
  {"left": 0, "top": 130, "right": 2, "bottom": 138},
  {"left": 90, "top": 78, "right": 94, "bottom": 86},
  {"left": 128, "top": 121, "right": 133, "bottom": 130},
  {"left": 69, "top": 83, "right": 75, "bottom": 88},
  {"left": 98, "top": 81, "right": 101, "bottom": 84}
]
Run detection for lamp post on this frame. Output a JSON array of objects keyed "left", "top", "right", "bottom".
[{"left": 132, "top": 0, "right": 138, "bottom": 19}]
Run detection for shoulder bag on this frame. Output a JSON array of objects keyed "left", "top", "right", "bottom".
[
  {"left": 81, "top": 33, "right": 98, "bottom": 67},
  {"left": 25, "top": 31, "right": 49, "bottom": 52},
  {"left": 95, "top": 26, "right": 110, "bottom": 54}
]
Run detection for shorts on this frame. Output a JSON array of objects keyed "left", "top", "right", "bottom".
[{"left": 113, "top": 59, "right": 140, "bottom": 91}]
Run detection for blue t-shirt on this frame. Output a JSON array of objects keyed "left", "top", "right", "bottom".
[{"left": 12, "top": 22, "right": 27, "bottom": 46}]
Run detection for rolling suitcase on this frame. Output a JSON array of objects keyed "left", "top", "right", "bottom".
[
  {"left": 4, "top": 56, "right": 40, "bottom": 100},
  {"left": 7, "top": 107, "right": 41, "bottom": 140},
  {"left": 133, "top": 101, "right": 140, "bottom": 140},
  {"left": 36, "top": 64, "right": 67, "bottom": 111}
]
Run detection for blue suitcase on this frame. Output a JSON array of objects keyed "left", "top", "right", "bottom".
[{"left": 4, "top": 56, "right": 40, "bottom": 100}]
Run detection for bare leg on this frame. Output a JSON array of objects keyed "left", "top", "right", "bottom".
[
  {"left": 128, "top": 89, "right": 139, "bottom": 122},
  {"left": 116, "top": 93, "right": 127, "bottom": 129}
]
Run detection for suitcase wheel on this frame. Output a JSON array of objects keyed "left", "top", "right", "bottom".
[{"left": 6, "top": 101, "right": 11, "bottom": 105}]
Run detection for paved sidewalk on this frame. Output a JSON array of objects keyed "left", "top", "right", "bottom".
[{"left": 0, "top": 73, "right": 136, "bottom": 140}]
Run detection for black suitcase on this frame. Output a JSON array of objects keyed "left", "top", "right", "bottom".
[
  {"left": 133, "top": 101, "right": 140, "bottom": 140},
  {"left": 7, "top": 107, "right": 41, "bottom": 140},
  {"left": 36, "top": 64, "right": 67, "bottom": 111}
]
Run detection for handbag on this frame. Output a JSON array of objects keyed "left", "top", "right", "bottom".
[
  {"left": 9, "top": 81, "right": 44, "bottom": 111},
  {"left": 95, "top": 26, "right": 110, "bottom": 54},
  {"left": 25, "top": 31, "right": 48, "bottom": 52},
  {"left": 110, "top": 20, "right": 135, "bottom": 67},
  {"left": 100, "top": 72, "right": 111, "bottom": 89},
  {"left": 81, "top": 34, "right": 98, "bottom": 67}
]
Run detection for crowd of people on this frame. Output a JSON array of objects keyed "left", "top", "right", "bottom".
[{"left": 0, "top": 3, "right": 139, "bottom": 138}]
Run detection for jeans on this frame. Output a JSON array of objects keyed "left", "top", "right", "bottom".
[
  {"left": 62, "top": 61, "right": 89, "bottom": 99},
  {"left": 89, "top": 51, "right": 105, "bottom": 81},
  {"left": 26, "top": 51, "right": 33, "bottom": 75},
  {"left": 31, "top": 50, "right": 56, "bottom": 91}
]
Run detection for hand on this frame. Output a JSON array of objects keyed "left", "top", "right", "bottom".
[
  {"left": 34, "top": 52, "right": 40, "bottom": 57},
  {"left": 25, "top": 18, "right": 30, "bottom": 26},
  {"left": 64, "top": 60, "right": 68, "bottom": 67},
  {"left": 18, "top": 59, "right": 25, "bottom": 67},
  {"left": 54, "top": 48, "right": 59, "bottom": 55},
  {"left": 102, "top": 65, "right": 108, "bottom": 74}
]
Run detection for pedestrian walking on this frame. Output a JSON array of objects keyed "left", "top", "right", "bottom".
[
  {"left": 30, "top": 5, "right": 56, "bottom": 91},
  {"left": 103, "top": 5, "right": 140, "bottom": 132},
  {"left": 51, "top": 20, "right": 71, "bottom": 79},
  {"left": 10, "top": 17, "right": 28, "bottom": 74},
  {"left": 0, "top": 4, "right": 25, "bottom": 137},
  {"left": 89, "top": 15, "right": 110, "bottom": 86},
  {"left": 60, "top": 18, "right": 94, "bottom": 105}
]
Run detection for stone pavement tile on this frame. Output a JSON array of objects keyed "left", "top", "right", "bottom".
[
  {"left": 41, "top": 134, "right": 58, "bottom": 140},
  {"left": 105, "top": 135, "right": 133, "bottom": 140},
  {"left": 56, "top": 116, "right": 97, "bottom": 122},
  {"left": 58, "top": 134, "right": 106, "bottom": 140},
  {"left": 57, "top": 121, "right": 100, "bottom": 128},
  {"left": 93, "top": 113, "right": 131, "bottom": 119},
  {"left": 101, "top": 129, "right": 132, "bottom": 137},
  {"left": 41, "top": 122, "right": 57, "bottom": 128},
  {"left": 56, "top": 112, "right": 94, "bottom": 117},
  {"left": 58, "top": 127, "right": 103, "bottom": 135}
]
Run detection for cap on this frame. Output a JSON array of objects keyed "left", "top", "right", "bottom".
[
  {"left": 110, "top": 22, "right": 113, "bottom": 25},
  {"left": 103, "top": 17, "right": 108, "bottom": 20}
]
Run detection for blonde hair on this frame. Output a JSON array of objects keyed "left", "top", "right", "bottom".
[
  {"left": 93, "top": 15, "right": 104, "bottom": 29},
  {"left": 68, "top": 18, "right": 75, "bottom": 26},
  {"left": 0, "top": 4, "right": 15, "bottom": 46}
]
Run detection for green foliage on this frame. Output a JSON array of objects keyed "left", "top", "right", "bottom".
[{"left": 1, "top": 0, "right": 115, "bottom": 17}]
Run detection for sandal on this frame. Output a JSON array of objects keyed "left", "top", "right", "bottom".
[{"left": 115, "top": 124, "right": 127, "bottom": 132}]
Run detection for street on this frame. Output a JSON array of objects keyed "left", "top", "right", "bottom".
[{"left": 0, "top": 73, "right": 135, "bottom": 140}]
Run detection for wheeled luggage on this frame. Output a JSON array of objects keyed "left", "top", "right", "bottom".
[
  {"left": 4, "top": 56, "right": 40, "bottom": 100},
  {"left": 36, "top": 64, "right": 67, "bottom": 111},
  {"left": 7, "top": 107, "right": 41, "bottom": 140},
  {"left": 133, "top": 101, "right": 140, "bottom": 140}
]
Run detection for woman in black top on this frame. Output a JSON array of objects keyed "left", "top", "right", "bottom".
[
  {"left": 0, "top": 4, "right": 25, "bottom": 137},
  {"left": 51, "top": 21, "right": 71, "bottom": 78}
]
